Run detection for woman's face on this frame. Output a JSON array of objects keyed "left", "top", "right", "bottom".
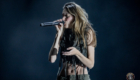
[{"left": 62, "top": 9, "right": 74, "bottom": 29}]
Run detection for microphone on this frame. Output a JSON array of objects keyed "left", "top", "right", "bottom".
[{"left": 40, "top": 21, "right": 64, "bottom": 27}]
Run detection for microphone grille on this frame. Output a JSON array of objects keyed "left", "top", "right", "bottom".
[{"left": 40, "top": 23, "right": 44, "bottom": 26}]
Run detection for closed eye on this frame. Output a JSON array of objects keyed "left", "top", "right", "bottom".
[{"left": 66, "top": 15, "right": 69, "bottom": 18}]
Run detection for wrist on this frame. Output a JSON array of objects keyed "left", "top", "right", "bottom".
[
  {"left": 56, "top": 33, "right": 61, "bottom": 38},
  {"left": 76, "top": 51, "right": 81, "bottom": 56}
]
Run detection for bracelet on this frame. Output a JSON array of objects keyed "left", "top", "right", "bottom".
[{"left": 51, "top": 48, "right": 58, "bottom": 55}]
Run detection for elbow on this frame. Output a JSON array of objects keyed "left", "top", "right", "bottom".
[
  {"left": 89, "top": 65, "right": 93, "bottom": 69},
  {"left": 50, "top": 60, "right": 56, "bottom": 63},
  {"left": 49, "top": 59, "right": 56, "bottom": 63},
  {"left": 89, "top": 63, "right": 94, "bottom": 69},
  {"left": 48, "top": 56, "right": 57, "bottom": 63}
]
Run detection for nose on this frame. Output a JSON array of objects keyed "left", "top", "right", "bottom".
[{"left": 62, "top": 16, "right": 66, "bottom": 22}]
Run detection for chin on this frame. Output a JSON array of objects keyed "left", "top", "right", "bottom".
[
  {"left": 64, "top": 26, "right": 69, "bottom": 29},
  {"left": 65, "top": 27, "right": 69, "bottom": 29}
]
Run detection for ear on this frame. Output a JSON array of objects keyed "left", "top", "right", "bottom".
[
  {"left": 72, "top": 15, "right": 75, "bottom": 22},
  {"left": 70, "top": 15, "right": 75, "bottom": 26}
]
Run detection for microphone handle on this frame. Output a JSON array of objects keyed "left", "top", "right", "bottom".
[{"left": 40, "top": 21, "right": 64, "bottom": 27}]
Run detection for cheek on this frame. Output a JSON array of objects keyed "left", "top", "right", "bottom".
[{"left": 67, "top": 17, "right": 74, "bottom": 23}]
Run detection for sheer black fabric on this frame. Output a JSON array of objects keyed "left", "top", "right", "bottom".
[{"left": 57, "top": 27, "right": 91, "bottom": 80}]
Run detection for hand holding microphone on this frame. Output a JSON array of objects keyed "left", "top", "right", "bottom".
[
  {"left": 54, "top": 19, "right": 64, "bottom": 38},
  {"left": 40, "top": 19, "right": 64, "bottom": 38},
  {"left": 40, "top": 20, "right": 64, "bottom": 26}
]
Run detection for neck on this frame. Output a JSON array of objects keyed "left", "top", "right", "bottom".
[{"left": 64, "top": 28, "right": 73, "bottom": 35}]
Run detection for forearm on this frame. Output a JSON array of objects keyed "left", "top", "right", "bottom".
[
  {"left": 53, "top": 33, "right": 60, "bottom": 50},
  {"left": 76, "top": 52, "right": 94, "bottom": 69},
  {"left": 48, "top": 33, "right": 61, "bottom": 63}
]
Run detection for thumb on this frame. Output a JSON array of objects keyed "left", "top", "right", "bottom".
[
  {"left": 60, "top": 23, "right": 64, "bottom": 31},
  {"left": 55, "top": 25, "right": 59, "bottom": 32}
]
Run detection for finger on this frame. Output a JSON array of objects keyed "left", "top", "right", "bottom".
[
  {"left": 55, "top": 24, "right": 59, "bottom": 29},
  {"left": 59, "top": 23, "right": 63, "bottom": 30},
  {"left": 62, "top": 52, "right": 66, "bottom": 54},
  {"left": 57, "top": 20, "right": 60, "bottom": 22},
  {"left": 62, "top": 52, "right": 71, "bottom": 56},
  {"left": 55, "top": 25, "right": 59, "bottom": 30},
  {"left": 60, "top": 19, "right": 62, "bottom": 22},
  {"left": 58, "top": 19, "right": 62, "bottom": 22},
  {"left": 63, "top": 54, "right": 71, "bottom": 56},
  {"left": 67, "top": 47, "right": 73, "bottom": 50},
  {"left": 59, "top": 23, "right": 63, "bottom": 26},
  {"left": 62, "top": 51, "right": 70, "bottom": 54}
]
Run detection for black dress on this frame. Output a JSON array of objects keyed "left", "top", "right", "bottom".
[{"left": 57, "top": 27, "right": 90, "bottom": 80}]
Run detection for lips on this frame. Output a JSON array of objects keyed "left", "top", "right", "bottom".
[{"left": 64, "top": 23, "right": 67, "bottom": 26}]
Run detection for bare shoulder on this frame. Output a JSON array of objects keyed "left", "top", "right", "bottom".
[{"left": 85, "top": 27, "right": 97, "bottom": 47}]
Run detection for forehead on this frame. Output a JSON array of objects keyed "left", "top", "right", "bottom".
[{"left": 62, "top": 9, "right": 69, "bottom": 15}]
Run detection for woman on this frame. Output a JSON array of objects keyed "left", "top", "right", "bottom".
[{"left": 48, "top": 2, "right": 97, "bottom": 80}]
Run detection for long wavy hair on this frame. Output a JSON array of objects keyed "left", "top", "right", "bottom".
[{"left": 63, "top": 2, "right": 97, "bottom": 48}]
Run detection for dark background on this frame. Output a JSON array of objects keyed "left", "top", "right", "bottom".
[{"left": 0, "top": 0, "right": 140, "bottom": 80}]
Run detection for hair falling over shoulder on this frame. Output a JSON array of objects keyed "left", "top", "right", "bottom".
[{"left": 63, "top": 2, "right": 97, "bottom": 48}]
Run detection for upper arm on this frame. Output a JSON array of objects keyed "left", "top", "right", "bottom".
[
  {"left": 86, "top": 29, "right": 96, "bottom": 66},
  {"left": 87, "top": 45, "right": 95, "bottom": 66},
  {"left": 86, "top": 29, "right": 97, "bottom": 47}
]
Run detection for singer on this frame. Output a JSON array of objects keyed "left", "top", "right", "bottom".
[{"left": 48, "top": 2, "right": 97, "bottom": 80}]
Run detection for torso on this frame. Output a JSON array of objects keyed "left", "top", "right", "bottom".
[
  {"left": 58, "top": 62, "right": 88, "bottom": 76},
  {"left": 59, "top": 28, "right": 89, "bottom": 76}
]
